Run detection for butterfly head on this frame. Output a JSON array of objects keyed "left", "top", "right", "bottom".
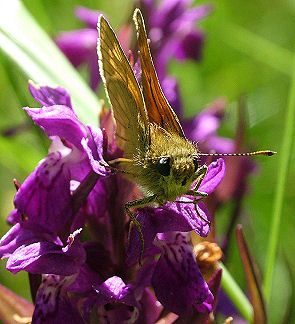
[
  {"left": 135, "top": 127, "right": 201, "bottom": 201},
  {"left": 156, "top": 154, "right": 199, "bottom": 186},
  {"left": 140, "top": 153, "right": 199, "bottom": 203}
]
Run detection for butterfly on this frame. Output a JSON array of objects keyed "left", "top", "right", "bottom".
[{"left": 97, "top": 8, "right": 275, "bottom": 262}]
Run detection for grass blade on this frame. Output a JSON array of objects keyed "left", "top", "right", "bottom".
[
  {"left": 220, "top": 262, "right": 253, "bottom": 323},
  {"left": 264, "top": 52, "right": 295, "bottom": 301},
  {"left": 0, "top": 0, "right": 100, "bottom": 124}
]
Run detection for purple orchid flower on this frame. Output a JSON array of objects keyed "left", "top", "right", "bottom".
[
  {"left": 0, "top": 83, "right": 108, "bottom": 278},
  {"left": 141, "top": 0, "right": 211, "bottom": 79},
  {"left": 5, "top": 83, "right": 109, "bottom": 242},
  {"left": 152, "top": 232, "right": 214, "bottom": 315},
  {"left": 0, "top": 82, "right": 225, "bottom": 322},
  {"left": 126, "top": 158, "right": 226, "bottom": 264},
  {"left": 125, "top": 159, "right": 225, "bottom": 315},
  {"left": 0, "top": 83, "right": 110, "bottom": 320},
  {"left": 56, "top": 7, "right": 102, "bottom": 90},
  {"left": 139, "top": 0, "right": 211, "bottom": 111},
  {"left": 0, "top": 2, "right": 265, "bottom": 322},
  {"left": 55, "top": 0, "right": 210, "bottom": 97},
  {"left": 33, "top": 273, "right": 85, "bottom": 324}
]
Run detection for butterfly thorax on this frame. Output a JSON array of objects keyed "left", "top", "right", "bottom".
[{"left": 129, "top": 125, "right": 200, "bottom": 202}]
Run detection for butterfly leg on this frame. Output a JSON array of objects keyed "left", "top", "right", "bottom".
[
  {"left": 193, "top": 164, "right": 208, "bottom": 192},
  {"left": 125, "top": 194, "right": 157, "bottom": 265},
  {"left": 186, "top": 164, "right": 208, "bottom": 199},
  {"left": 186, "top": 165, "right": 211, "bottom": 225},
  {"left": 191, "top": 192, "right": 211, "bottom": 226},
  {"left": 179, "top": 164, "right": 208, "bottom": 204},
  {"left": 176, "top": 195, "right": 210, "bottom": 225}
]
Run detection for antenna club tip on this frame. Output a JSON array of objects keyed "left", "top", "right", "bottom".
[{"left": 265, "top": 150, "right": 277, "bottom": 156}]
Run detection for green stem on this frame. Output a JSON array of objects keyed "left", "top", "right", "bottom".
[
  {"left": 263, "top": 53, "right": 295, "bottom": 302},
  {"left": 220, "top": 262, "right": 253, "bottom": 323}
]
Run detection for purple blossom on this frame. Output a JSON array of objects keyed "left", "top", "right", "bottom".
[
  {"left": 126, "top": 158, "right": 226, "bottom": 265},
  {"left": 6, "top": 83, "right": 109, "bottom": 244},
  {"left": 141, "top": 0, "right": 211, "bottom": 79},
  {"left": 0, "top": 3, "right": 238, "bottom": 321},
  {"left": 55, "top": 7, "right": 102, "bottom": 90},
  {"left": 0, "top": 82, "right": 111, "bottom": 320},
  {"left": 33, "top": 274, "right": 85, "bottom": 324},
  {"left": 152, "top": 232, "right": 214, "bottom": 316},
  {"left": 55, "top": 0, "right": 210, "bottom": 99},
  {"left": 139, "top": 0, "right": 211, "bottom": 111},
  {"left": 5, "top": 228, "right": 85, "bottom": 276},
  {"left": 0, "top": 81, "right": 225, "bottom": 322}
]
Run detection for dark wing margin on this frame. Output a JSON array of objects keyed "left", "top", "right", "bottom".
[
  {"left": 133, "top": 8, "right": 185, "bottom": 138},
  {"left": 97, "top": 14, "right": 150, "bottom": 156}
]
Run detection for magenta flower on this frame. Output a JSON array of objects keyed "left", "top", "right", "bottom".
[
  {"left": 54, "top": 2, "right": 230, "bottom": 163},
  {"left": 56, "top": 7, "right": 102, "bottom": 90},
  {"left": 141, "top": 0, "right": 211, "bottom": 79},
  {"left": 126, "top": 160, "right": 225, "bottom": 315},
  {"left": 0, "top": 3, "right": 260, "bottom": 321},
  {"left": 56, "top": 0, "right": 210, "bottom": 98},
  {"left": 152, "top": 232, "right": 214, "bottom": 315},
  {"left": 139, "top": 0, "right": 211, "bottom": 111},
  {"left": 0, "top": 81, "right": 225, "bottom": 322}
]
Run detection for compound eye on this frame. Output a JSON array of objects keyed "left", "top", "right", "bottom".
[
  {"left": 193, "top": 157, "right": 199, "bottom": 171},
  {"left": 157, "top": 157, "right": 171, "bottom": 176}
]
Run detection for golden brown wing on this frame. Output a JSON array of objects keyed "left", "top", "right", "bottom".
[
  {"left": 98, "top": 15, "right": 150, "bottom": 157},
  {"left": 133, "top": 8, "right": 185, "bottom": 138}
]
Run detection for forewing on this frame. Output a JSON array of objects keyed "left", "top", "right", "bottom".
[
  {"left": 133, "top": 8, "right": 185, "bottom": 138},
  {"left": 98, "top": 15, "right": 149, "bottom": 156}
]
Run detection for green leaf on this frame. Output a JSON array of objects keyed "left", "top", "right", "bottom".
[{"left": 0, "top": 0, "right": 100, "bottom": 125}]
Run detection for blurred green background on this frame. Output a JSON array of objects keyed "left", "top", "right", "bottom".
[{"left": 0, "top": 0, "right": 294, "bottom": 323}]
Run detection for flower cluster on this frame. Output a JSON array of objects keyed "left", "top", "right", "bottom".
[
  {"left": 139, "top": 0, "right": 211, "bottom": 111},
  {"left": 0, "top": 82, "right": 225, "bottom": 322},
  {"left": 56, "top": 0, "right": 210, "bottom": 107},
  {"left": 56, "top": 6, "right": 101, "bottom": 90},
  {"left": 0, "top": 1, "right": 256, "bottom": 323}
]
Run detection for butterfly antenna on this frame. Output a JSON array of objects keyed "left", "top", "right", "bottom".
[{"left": 198, "top": 150, "right": 276, "bottom": 157}]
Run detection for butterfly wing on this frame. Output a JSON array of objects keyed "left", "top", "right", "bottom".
[
  {"left": 98, "top": 15, "right": 150, "bottom": 157},
  {"left": 133, "top": 9, "right": 185, "bottom": 138}
]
